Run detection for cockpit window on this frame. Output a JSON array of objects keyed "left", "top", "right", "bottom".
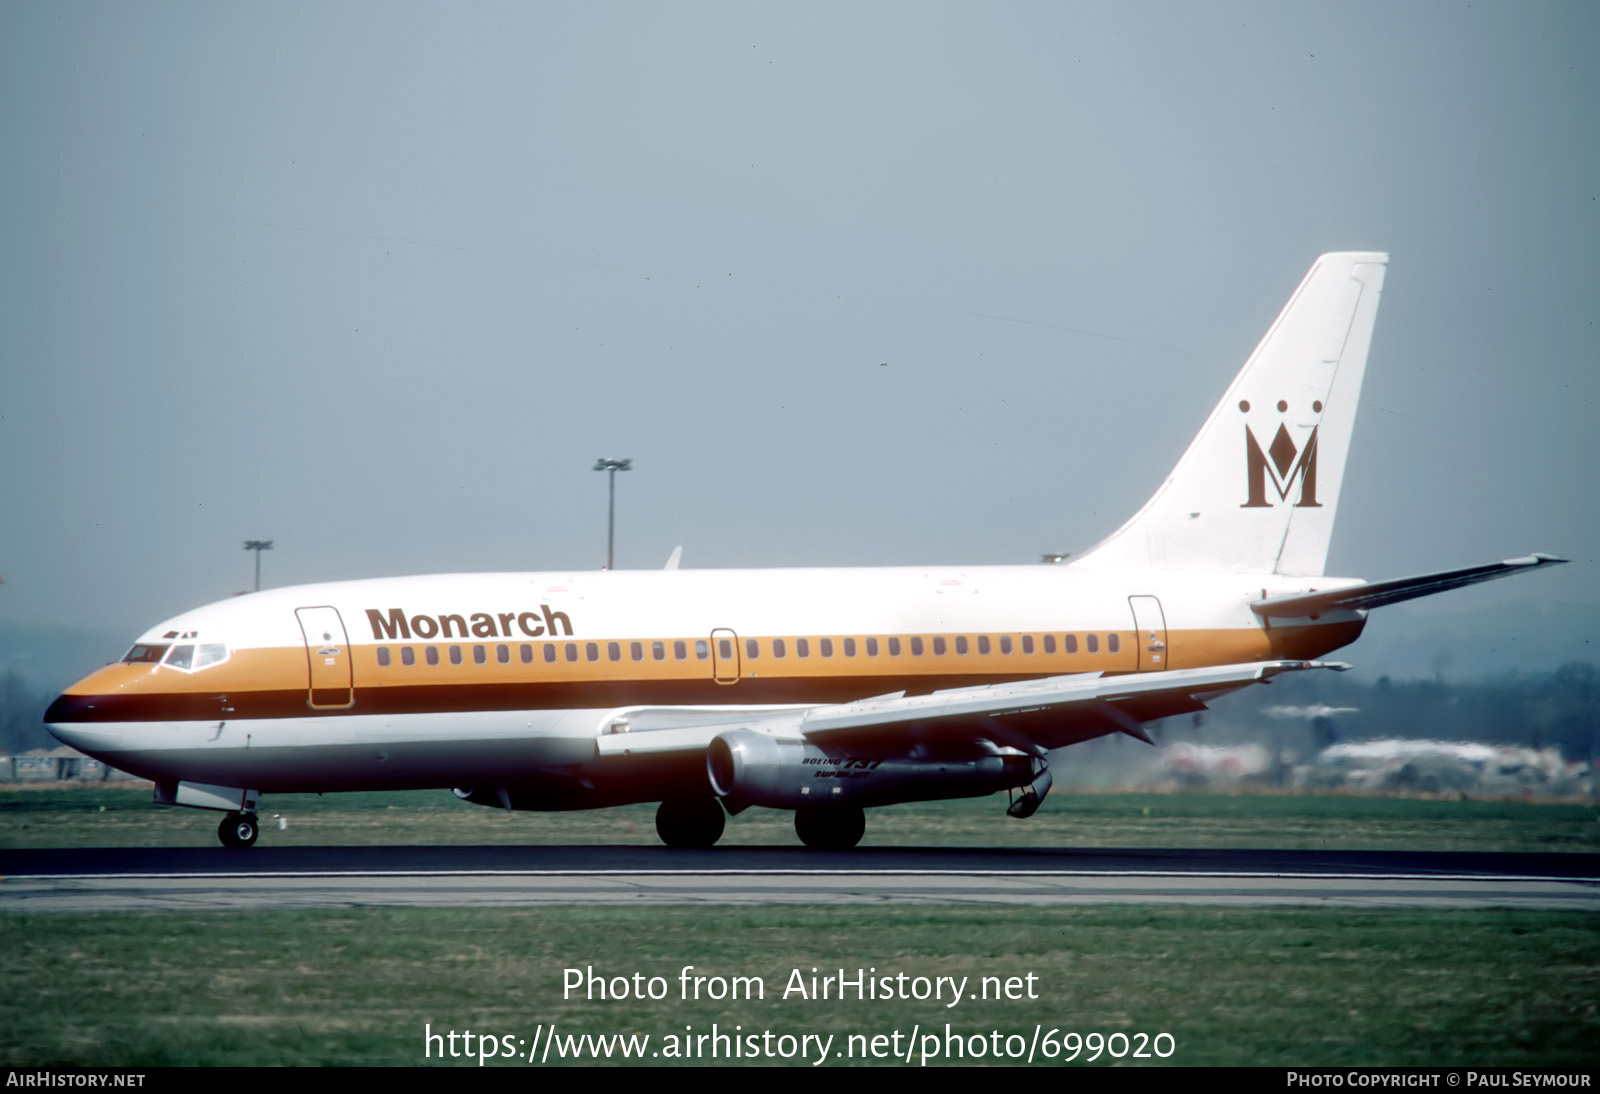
[
  {"left": 160, "top": 642, "right": 230, "bottom": 672},
  {"left": 194, "top": 643, "right": 229, "bottom": 669},
  {"left": 123, "top": 644, "right": 169, "bottom": 663}
]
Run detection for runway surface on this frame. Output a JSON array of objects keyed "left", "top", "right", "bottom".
[{"left": 3, "top": 846, "right": 1595, "bottom": 911}]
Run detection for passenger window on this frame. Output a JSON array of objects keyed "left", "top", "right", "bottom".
[
  {"left": 543, "top": 644, "right": 556, "bottom": 663},
  {"left": 999, "top": 636, "right": 1012, "bottom": 655},
  {"left": 1086, "top": 634, "right": 1099, "bottom": 654},
  {"left": 450, "top": 646, "right": 463, "bottom": 665},
  {"left": 653, "top": 641, "right": 666, "bottom": 661},
  {"left": 974, "top": 636, "right": 986, "bottom": 655},
  {"left": 820, "top": 638, "right": 833, "bottom": 657},
  {"left": 1107, "top": 633, "right": 1120, "bottom": 653},
  {"left": 746, "top": 638, "right": 760, "bottom": 659},
  {"left": 1021, "top": 635, "right": 1034, "bottom": 654},
  {"left": 772, "top": 638, "right": 786, "bottom": 658},
  {"left": 377, "top": 647, "right": 391, "bottom": 667},
  {"left": 586, "top": 643, "right": 600, "bottom": 662},
  {"left": 695, "top": 640, "right": 709, "bottom": 660},
  {"left": 565, "top": 643, "right": 578, "bottom": 662},
  {"left": 932, "top": 637, "right": 946, "bottom": 655},
  {"left": 719, "top": 639, "right": 733, "bottom": 659},
  {"left": 607, "top": 642, "right": 621, "bottom": 662},
  {"left": 631, "top": 642, "right": 644, "bottom": 662},
  {"left": 164, "top": 645, "right": 195, "bottom": 670},
  {"left": 1063, "top": 635, "right": 1077, "bottom": 654},
  {"left": 401, "top": 646, "right": 415, "bottom": 666},
  {"left": 473, "top": 645, "right": 487, "bottom": 664},
  {"left": 955, "top": 637, "right": 968, "bottom": 655},
  {"left": 843, "top": 638, "right": 856, "bottom": 657},
  {"left": 887, "top": 638, "right": 900, "bottom": 656},
  {"left": 497, "top": 644, "right": 510, "bottom": 664},
  {"left": 674, "top": 641, "right": 687, "bottom": 660},
  {"left": 910, "top": 637, "right": 924, "bottom": 656},
  {"left": 796, "top": 638, "right": 810, "bottom": 658},
  {"left": 520, "top": 644, "right": 533, "bottom": 664},
  {"left": 1044, "top": 635, "right": 1057, "bottom": 654},
  {"left": 426, "top": 647, "right": 440, "bottom": 666},
  {"left": 867, "top": 637, "right": 880, "bottom": 656}
]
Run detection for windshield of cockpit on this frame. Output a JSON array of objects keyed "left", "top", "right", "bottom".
[{"left": 122, "top": 641, "right": 229, "bottom": 671}]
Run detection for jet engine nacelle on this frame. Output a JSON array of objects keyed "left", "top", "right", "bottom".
[{"left": 706, "top": 728, "right": 1034, "bottom": 813}]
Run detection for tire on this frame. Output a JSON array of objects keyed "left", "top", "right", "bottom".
[
  {"left": 794, "top": 805, "right": 865, "bottom": 850},
  {"left": 655, "top": 797, "right": 727, "bottom": 848},
  {"left": 218, "top": 812, "right": 259, "bottom": 848}
]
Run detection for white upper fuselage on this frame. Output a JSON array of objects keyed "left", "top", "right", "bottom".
[{"left": 126, "top": 563, "right": 1355, "bottom": 652}]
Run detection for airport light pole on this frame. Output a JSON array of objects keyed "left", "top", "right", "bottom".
[
  {"left": 243, "top": 540, "right": 273, "bottom": 591},
  {"left": 592, "top": 459, "right": 631, "bottom": 570}
]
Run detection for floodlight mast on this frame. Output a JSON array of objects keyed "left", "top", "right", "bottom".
[
  {"left": 242, "top": 540, "right": 273, "bottom": 591},
  {"left": 592, "top": 459, "right": 632, "bottom": 570}
]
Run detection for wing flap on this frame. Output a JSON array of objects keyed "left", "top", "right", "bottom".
[{"left": 594, "top": 661, "right": 1343, "bottom": 757}]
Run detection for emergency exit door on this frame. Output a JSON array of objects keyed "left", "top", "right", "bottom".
[{"left": 710, "top": 627, "right": 741, "bottom": 685}]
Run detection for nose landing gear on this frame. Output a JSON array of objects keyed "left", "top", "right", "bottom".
[{"left": 217, "top": 811, "right": 259, "bottom": 848}]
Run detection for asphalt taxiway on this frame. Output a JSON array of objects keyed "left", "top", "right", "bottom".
[{"left": 2, "top": 846, "right": 1594, "bottom": 912}]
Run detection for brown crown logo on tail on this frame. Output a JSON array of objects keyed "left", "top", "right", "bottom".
[{"left": 1240, "top": 398, "right": 1321, "bottom": 509}]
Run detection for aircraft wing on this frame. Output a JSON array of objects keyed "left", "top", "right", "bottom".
[
  {"left": 1251, "top": 553, "right": 1566, "bottom": 619},
  {"left": 595, "top": 659, "right": 1344, "bottom": 758}
]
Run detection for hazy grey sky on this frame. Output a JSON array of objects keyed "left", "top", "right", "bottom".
[{"left": 2, "top": 2, "right": 1595, "bottom": 638}]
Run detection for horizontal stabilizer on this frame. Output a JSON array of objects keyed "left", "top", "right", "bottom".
[{"left": 1251, "top": 553, "right": 1567, "bottom": 618}]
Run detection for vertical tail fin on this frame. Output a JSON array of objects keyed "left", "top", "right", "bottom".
[{"left": 1075, "top": 252, "right": 1388, "bottom": 576}]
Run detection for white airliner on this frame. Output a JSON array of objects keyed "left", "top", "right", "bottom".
[{"left": 46, "top": 253, "right": 1564, "bottom": 849}]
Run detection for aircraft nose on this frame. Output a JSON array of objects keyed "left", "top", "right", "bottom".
[
  {"left": 44, "top": 692, "right": 91, "bottom": 749},
  {"left": 43, "top": 690, "right": 125, "bottom": 758}
]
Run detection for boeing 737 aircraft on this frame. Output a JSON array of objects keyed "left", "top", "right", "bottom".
[{"left": 46, "top": 252, "right": 1565, "bottom": 849}]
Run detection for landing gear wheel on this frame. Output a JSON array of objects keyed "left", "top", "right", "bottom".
[
  {"left": 218, "top": 811, "right": 259, "bottom": 848},
  {"left": 795, "top": 805, "right": 865, "bottom": 850},
  {"left": 655, "top": 797, "right": 726, "bottom": 848}
]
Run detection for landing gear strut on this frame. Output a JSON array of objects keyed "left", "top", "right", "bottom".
[
  {"left": 217, "top": 811, "right": 259, "bottom": 848},
  {"left": 795, "top": 804, "right": 865, "bottom": 850},
  {"left": 655, "top": 797, "right": 726, "bottom": 848}
]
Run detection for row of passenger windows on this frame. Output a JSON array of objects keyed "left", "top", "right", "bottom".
[{"left": 374, "top": 632, "right": 1122, "bottom": 668}]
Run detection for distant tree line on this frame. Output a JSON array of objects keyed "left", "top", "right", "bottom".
[
  {"left": 1, "top": 669, "right": 54, "bottom": 756},
  {"left": 1229, "top": 662, "right": 1600, "bottom": 760}
]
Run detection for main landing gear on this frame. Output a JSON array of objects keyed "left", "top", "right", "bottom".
[
  {"left": 218, "top": 811, "right": 259, "bottom": 848},
  {"left": 655, "top": 797, "right": 727, "bottom": 848},
  {"left": 794, "top": 804, "right": 865, "bottom": 851}
]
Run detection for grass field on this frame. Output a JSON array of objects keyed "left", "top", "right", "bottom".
[
  {"left": 3, "top": 905, "right": 1596, "bottom": 1066},
  {"left": 2, "top": 785, "right": 1596, "bottom": 852},
  {"left": 4, "top": 788, "right": 1595, "bottom": 1067}
]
